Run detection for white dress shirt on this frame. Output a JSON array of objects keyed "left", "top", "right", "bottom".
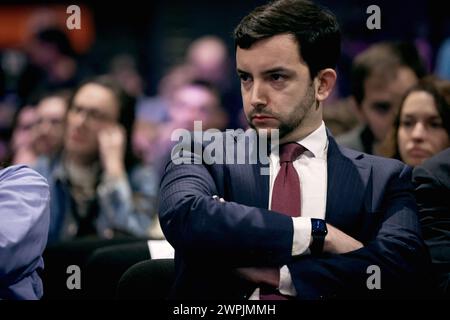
[{"left": 249, "top": 121, "right": 328, "bottom": 299}]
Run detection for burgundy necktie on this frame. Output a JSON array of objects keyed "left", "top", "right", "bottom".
[
  {"left": 271, "top": 142, "right": 305, "bottom": 217},
  {"left": 260, "top": 142, "right": 305, "bottom": 300}
]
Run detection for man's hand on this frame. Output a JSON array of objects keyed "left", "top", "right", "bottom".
[
  {"left": 213, "top": 197, "right": 281, "bottom": 288},
  {"left": 98, "top": 124, "right": 126, "bottom": 178},
  {"left": 235, "top": 267, "right": 280, "bottom": 287},
  {"left": 323, "top": 223, "right": 363, "bottom": 254}
]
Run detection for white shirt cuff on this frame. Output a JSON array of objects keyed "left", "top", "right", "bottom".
[
  {"left": 292, "top": 217, "right": 312, "bottom": 256},
  {"left": 279, "top": 265, "right": 297, "bottom": 296}
]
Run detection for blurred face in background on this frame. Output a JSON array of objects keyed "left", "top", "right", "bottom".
[
  {"left": 398, "top": 90, "right": 450, "bottom": 167},
  {"left": 34, "top": 96, "right": 67, "bottom": 157},
  {"left": 168, "top": 85, "right": 226, "bottom": 131},
  {"left": 28, "top": 38, "right": 59, "bottom": 70},
  {"left": 11, "top": 106, "right": 37, "bottom": 152},
  {"left": 65, "top": 83, "right": 119, "bottom": 161},
  {"left": 361, "top": 67, "right": 417, "bottom": 143},
  {"left": 187, "top": 37, "right": 229, "bottom": 85}
]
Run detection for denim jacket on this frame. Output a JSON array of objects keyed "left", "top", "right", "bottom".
[{"left": 34, "top": 156, "right": 158, "bottom": 244}]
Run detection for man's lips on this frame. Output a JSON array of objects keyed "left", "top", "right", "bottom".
[
  {"left": 252, "top": 114, "right": 277, "bottom": 121},
  {"left": 251, "top": 115, "right": 278, "bottom": 126},
  {"left": 253, "top": 115, "right": 275, "bottom": 120}
]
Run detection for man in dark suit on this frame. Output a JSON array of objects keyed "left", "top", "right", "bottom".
[
  {"left": 159, "top": 0, "right": 430, "bottom": 299},
  {"left": 413, "top": 148, "right": 450, "bottom": 297}
]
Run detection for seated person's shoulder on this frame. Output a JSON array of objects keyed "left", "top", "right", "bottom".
[
  {"left": 340, "top": 145, "right": 409, "bottom": 175},
  {"left": 0, "top": 164, "right": 50, "bottom": 246},
  {"left": 1, "top": 164, "right": 47, "bottom": 182},
  {"left": 0, "top": 164, "right": 49, "bottom": 300},
  {"left": 0, "top": 164, "right": 49, "bottom": 197},
  {"left": 413, "top": 148, "right": 450, "bottom": 188},
  {"left": 418, "top": 148, "right": 450, "bottom": 172}
]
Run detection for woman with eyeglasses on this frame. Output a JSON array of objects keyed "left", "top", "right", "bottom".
[{"left": 33, "top": 76, "right": 160, "bottom": 299}]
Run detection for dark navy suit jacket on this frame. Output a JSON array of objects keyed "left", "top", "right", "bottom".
[
  {"left": 159, "top": 130, "right": 430, "bottom": 299},
  {"left": 413, "top": 147, "right": 450, "bottom": 297}
]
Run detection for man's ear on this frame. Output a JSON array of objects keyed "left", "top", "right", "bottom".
[{"left": 314, "top": 68, "right": 337, "bottom": 102}]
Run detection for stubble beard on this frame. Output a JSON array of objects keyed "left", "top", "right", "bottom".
[{"left": 247, "top": 83, "right": 316, "bottom": 143}]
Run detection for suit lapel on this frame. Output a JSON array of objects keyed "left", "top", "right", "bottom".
[
  {"left": 229, "top": 130, "right": 270, "bottom": 209},
  {"left": 253, "top": 158, "right": 270, "bottom": 210},
  {"left": 325, "top": 134, "right": 371, "bottom": 235},
  {"left": 230, "top": 129, "right": 372, "bottom": 230}
]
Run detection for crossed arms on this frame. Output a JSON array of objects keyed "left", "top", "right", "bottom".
[{"left": 159, "top": 148, "right": 430, "bottom": 299}]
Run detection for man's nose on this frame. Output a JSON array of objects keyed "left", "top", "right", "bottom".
[{"left": 250, "top": 81, "right": 268, "bottom": 109}]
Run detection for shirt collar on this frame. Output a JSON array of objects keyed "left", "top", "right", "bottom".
[
  {"left": 296, "top": 121, "right": 328, "bottom": 159},
  {"left": 270, "top": 121, "right": 328, "bottom": 160}
]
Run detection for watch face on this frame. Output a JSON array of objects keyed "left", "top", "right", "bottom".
[{"left": 312, "top": 219, "right": 328, "bottom": 236}]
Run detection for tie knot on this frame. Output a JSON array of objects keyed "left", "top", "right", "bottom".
[{"left": 279, "top": 143, "right": 305, "bottom": 163}]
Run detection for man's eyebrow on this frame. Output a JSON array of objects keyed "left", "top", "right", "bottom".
[
  {"left": 261, "top": 67, "right": 292, "bottom": 75},
  {"left": 236, "top": 68, "right": 249, "bottom": 74},
  {"left": 236, "top": 67, "right": 293, "bottom": 75}
]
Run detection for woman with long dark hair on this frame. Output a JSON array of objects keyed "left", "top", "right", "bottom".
[{"left": 381, "top": 76, "right": 450, "bottom": 166}]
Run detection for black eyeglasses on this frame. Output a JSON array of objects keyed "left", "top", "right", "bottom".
[{"left": 69, "top": 105, "right": 114, "bottom": 122}]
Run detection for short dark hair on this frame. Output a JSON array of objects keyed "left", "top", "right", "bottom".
[
  {"left": 234, "top": 0, "right": 341, "bottom": 79},
  {"left": 351, "top": 42, "right": 426, "bottom": 106}
]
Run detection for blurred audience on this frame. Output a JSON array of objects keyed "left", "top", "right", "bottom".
[
  {"left": 186, "top": 36, "right": 242, "bottom": 128},
  {"left": 337, "top": 42, "right": 426, "bottom": 155},
  {"left": 133, "top": 63, "right": 198, "bottom": 165},
  {"left": 35, "top": 76, "right": 160, "bottom": 299},
  {"left": 435, "top": 37, "right": 450, "bottom": 81},
  {"left": 381, "top": 77, "right": 450, "bottom": 297},
  {"left": 34, "top": 76, "right": 157, "bottom": 244},
  {"left": 323, "top": 96, "right": 360, "bottom": 137},
  {"left": 109, "top": 54, "right": 145, "bottom": 99},
  {"left": 10, "top": 105, "right": 38, "bottom": 166},
  {"left": 186, "top": 36, "right": 230, "bottom": 90},
  {"left": 0, "top": 64, "right": 17, "bottom": 164},
  {"left": 17, "top": 27, "right": 89, "bottom": 105},
  {"left": 33, "top": 90, "right": 70, "bottom": 160},
  {"left": 381, "top": 76, "right": 450, "bottom": 166},
  {"left": 80, "top": 80, "right": 228, "bottom": 299},
  {"left": 148, "top": 80, "right": 228, "bottom": 175}
]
